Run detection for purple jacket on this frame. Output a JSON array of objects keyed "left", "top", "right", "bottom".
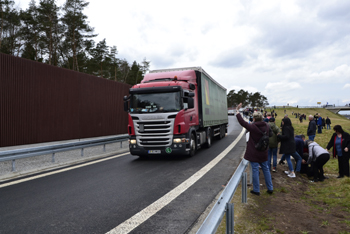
[{"left": 236, "top": 113, "right": 272, "bottom": 163}]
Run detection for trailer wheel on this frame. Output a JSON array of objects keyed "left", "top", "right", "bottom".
[
  {"left": 221, "top": 125, "right": 226, "bottom": 139},
  {"left": 204, "top": 128, "right": 212, "bottom": 148},
  {"left": 218, "top": 125, "right": 225, "bottom": 139},
  {"left": 188, "top": 134, "right": 196, "bottom": 157}
]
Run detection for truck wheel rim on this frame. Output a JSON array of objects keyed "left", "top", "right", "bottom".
[{"left": 191, "top": 137, "right": 195, "bottom": 152}]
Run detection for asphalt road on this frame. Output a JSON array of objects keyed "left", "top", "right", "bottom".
[{"left": 0, "top": 116, "right": 246, "bottom": 234}]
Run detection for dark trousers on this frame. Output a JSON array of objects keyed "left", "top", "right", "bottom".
[
  {"left": 338, "top": 154, "right": 350, "bottom": 177},
  {"left": 313, "top": 153, "right": 330, "bottom": 181},
  {"left": 317, "top": 125, "right": 322, "bottom": 133}
]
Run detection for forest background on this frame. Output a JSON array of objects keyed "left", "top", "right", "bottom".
[
  {"left": 0, "top": 0, "right": 268, "bottom": 107},
  {"left": 0, "top": 0, "right": 150, "bottom": 85}
]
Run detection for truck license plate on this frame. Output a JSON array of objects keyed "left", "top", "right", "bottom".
[{"left": 148, "top": 150, "right": 161, "bottom": 154}]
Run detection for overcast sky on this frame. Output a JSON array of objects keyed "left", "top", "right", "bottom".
[{"left": 17, "top": 0, "right": 350, "bottom": 110}]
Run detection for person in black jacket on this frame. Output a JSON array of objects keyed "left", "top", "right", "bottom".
[
  {"left": 307, "top": 115, "right": 316, "bottom": 141},
  {"left": 326, "top": 117, "right": 331, "bottom": 130},
  {"left": 277, "top": 118, "right": 302, "bottom": 178},
  {"left": 326, "top": 125, "right": 350, "bottom": 178}
]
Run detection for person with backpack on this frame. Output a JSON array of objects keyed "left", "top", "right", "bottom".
[
  {"left": 236, "top": 103, "right": 273, "bottom": 196},
  {"left": 277, "top": 117, "right": 302, "bottom": 178},
  {"left": 268, "top": 117, "right": 280, "bottom": 172}
]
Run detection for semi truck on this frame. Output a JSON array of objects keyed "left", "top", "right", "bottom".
[{"left": 123, "top": 67, "right": 228, "bottom": 157}]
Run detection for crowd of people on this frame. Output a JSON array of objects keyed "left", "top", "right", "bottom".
[{"left": 235, "top": 104, "right": 350, "bottom": 195}]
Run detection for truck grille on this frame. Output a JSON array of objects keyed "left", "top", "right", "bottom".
[{"left": 134, "top": 120, "right": 174, "bottom": 147}]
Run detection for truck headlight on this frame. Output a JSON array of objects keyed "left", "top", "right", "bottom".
[
  {"left": 173, "top": 138, "right": 186, "bottom": 143},
  {"left": 129, "top": 139, "right": 137, "bottom": 144}
]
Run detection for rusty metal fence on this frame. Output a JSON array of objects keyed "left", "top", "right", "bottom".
[{"left": 0, "top": 53, "right": 131, "bottom": 147}]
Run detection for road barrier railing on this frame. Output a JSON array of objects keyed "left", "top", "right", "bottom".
[
  {"left": 0, "top": 134, "right": 129, "bottom": 171},
  {"left": 196, "top": 158, "right": 252, "bottom": 234}
]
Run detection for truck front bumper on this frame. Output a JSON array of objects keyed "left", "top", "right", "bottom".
[{"left": 129, "top": 136, "right": 190, "bottom": 156}]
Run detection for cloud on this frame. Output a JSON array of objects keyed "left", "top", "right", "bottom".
[
  {"left": 227, "top": 85, "right": 258, "bottom": 94},
  {"left": 309, "top": 64, "right": 350, "bottom": 83},
  {"left": 211, "top": 48, "right": 255, "bottom": 68},
  {"left": 344, "top": 84, "right": 350, "bottom": 89},
  {"left": 317, "top": 1, "right": 350, "bottom": 21},
  {"left": 265, "top": 82, "right": 301, "bottom": 92}
]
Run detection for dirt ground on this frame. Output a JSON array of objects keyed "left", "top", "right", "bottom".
[{"left": 233, "top": 155, "right": 350, "bottom": 234}]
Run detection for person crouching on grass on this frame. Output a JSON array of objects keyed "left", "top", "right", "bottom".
[
  {"left": 235, "top": 103, "right": 273, "bottom": 196},
  {"left": 304, "top": 140, "right": 330, "bottom": 182}
]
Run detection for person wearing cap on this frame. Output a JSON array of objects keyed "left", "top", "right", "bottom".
[{"left": 268, "top": 117, "right": 280, "bottom": 172}]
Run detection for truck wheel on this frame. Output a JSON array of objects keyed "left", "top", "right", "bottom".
[
  {"left": 221, "top": 125, "right": 226, "bottom": 138},
  {"left": 204, "top": 128, "right": 212, "bottom": 148},
  {"left": 188, "top": 134, "right": 196, "bottom": 157},
  {"left": 218, "top": 125, "right": 225, "bottom": 139}
]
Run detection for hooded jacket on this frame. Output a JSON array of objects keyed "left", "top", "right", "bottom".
[{"left": 236, "top": 113, "right": 272, "bottom": 163}]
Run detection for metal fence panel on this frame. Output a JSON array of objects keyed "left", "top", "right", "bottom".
[{"left": 0, "top": 53, "right": 131, "bottom": 147}]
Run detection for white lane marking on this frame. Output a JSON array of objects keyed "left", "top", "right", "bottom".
[
  {"left": 0, "top": 152, "right": 130, "bottom": 188},
  {"left": 107, "top": 128, "right": 246, "bottom": 234}
]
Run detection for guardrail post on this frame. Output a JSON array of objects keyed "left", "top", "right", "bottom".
[
  {"left": 12, "top": 160, "right": 16, "bottom": 172},
  {"left": 52, "top": 153, "right": 55, "bottom": 163},
  {"left": 249, "top": 162, "right": 253, "bottom": 184},
  {"left": 226, "top": 203, "right": 234, "bottom": 234},
  {"left": 81, "top": 148, "right": 84, "bottom": 157},
  {"left": 120, "top": 141, "right": 122, "bottom": 148},
  {"left": 242, "top": 172, "right": 247, "bottom": 203},
  {"left": 103, "top": 144, "right": 106, "bottom": 152}
]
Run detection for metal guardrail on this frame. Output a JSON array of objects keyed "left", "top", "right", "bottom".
[
  {"left": 196, "top": 159, "right": 252, "bottom": 234},
  {"left": 0, "top": 134, "right": 129, "bottom": 171}
]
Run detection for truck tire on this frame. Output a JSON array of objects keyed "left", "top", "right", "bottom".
[
  {"left": 221, "top": 125, "right": 226, "bottom": 139},
  {"left": 204, "top": 128, "right": 212, "bottom": 148},
  {"left": 188, "top": 134, "right": 196, "bottom": 157},
  {"left": 217, "top": 125, "right": 225, "bottom": 139}
]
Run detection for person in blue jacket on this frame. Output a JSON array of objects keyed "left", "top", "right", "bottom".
[{"left": 317, "top": 114, "right": 323, "bottom": 134}]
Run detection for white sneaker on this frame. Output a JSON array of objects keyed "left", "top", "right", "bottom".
[
  {"left": 288, "top": 173, "right": 296, "bottom": 178},
  {"left": 284, "top": 171, "right": 290, "bottom": 175}
]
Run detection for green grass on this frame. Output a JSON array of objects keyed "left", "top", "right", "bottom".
[{"left": 215, "top": 107, "right": 350, "bottom": 234}]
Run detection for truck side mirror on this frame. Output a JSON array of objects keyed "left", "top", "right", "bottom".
[
  {"left": 124, "top": 101, "right": 129, "bottom": 112},
  {"left": 188, "top": 97, "right": 194, "bottom": 109}
]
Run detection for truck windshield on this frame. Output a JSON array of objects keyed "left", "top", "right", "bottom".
[{"left": 130, "top": 92, "right": 182, "bottom": 113}]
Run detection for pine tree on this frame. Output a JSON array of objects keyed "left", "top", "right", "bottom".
[
  {"left": 0, "top": 0, "right": 21, "bottom": 55},
  {"left": 37, "top": 0, "right": 60, "bottom": 65},
  {"left": 61, "top": 0, "right": 96, "bottom": 71}
]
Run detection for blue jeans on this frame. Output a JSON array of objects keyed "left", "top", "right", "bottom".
[
  {"left": 327, "top": 124, "right": 331, "bottom": 129},
  {"left": 282, "top": 152, "right": 302, "bottom": 172},
  {"left": 268, "top": 147, "right": 278, "bottom": 170},
  {"left": 250, "top": 161, "right": 273, "bottom": 193},
  {"left": 308, "top": 135, "right": 315, "bottom": 141}
]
